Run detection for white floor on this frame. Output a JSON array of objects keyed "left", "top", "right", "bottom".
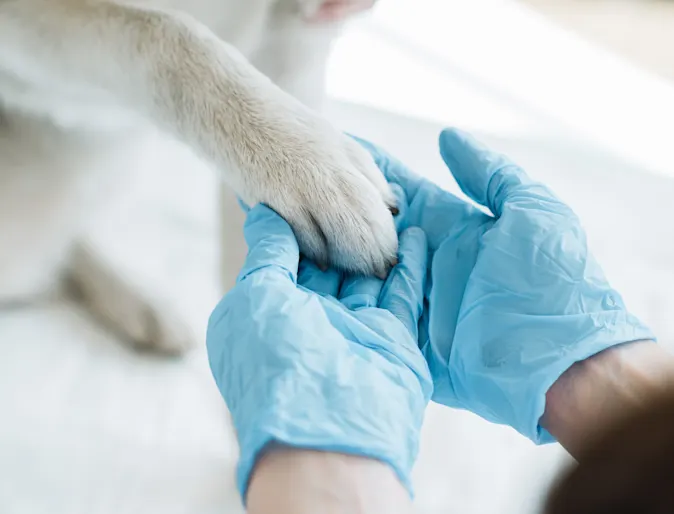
[{"left": 3, "top": 1, "right": 674, "bottom": 513}]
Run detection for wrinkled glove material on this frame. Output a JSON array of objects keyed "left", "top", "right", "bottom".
[
  {"left": 207, "top": 205, "right": 432, "bottom": 500},
  {"left": 356, "top": 129, "right": 655, "bottom": 443}
]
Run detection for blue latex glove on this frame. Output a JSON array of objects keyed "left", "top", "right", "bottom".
[
  {"left": 355, "top": 128, "right": 654, "bottom": 443},
  {"left": 207, "top": 204, "right": 432, "bottom": 501}
]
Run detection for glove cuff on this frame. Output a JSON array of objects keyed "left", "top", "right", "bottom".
[
  {"left": 230, "top": 349, "right": 431, "bottom": 503},
  {"left": 529, "top": 321, "right": 656, "bottom": 444},
  {"left": 453, "top": 310, "right": 654, "bottom": 444}
]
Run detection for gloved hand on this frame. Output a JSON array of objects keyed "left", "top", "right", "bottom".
[
  {"left": 355, "top": 129, "right": 654, "bottom": 443},
  {"left": 207, "top": 204, "right": 432, "bottom": 502}
]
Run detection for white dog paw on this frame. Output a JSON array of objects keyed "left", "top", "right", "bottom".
[{"left": 235, "top": 114, "right": 399, "bottom": 277}]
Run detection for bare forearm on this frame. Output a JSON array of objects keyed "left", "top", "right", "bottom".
[
  {"left": 542, "top": 340, "right": 674, "bottom": 457},
  {"left": 247, "top": 448, "right": 414, "bottom": 514}
]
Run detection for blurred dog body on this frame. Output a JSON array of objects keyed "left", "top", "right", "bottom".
[{"left": 0, "top": 0, "right": 392, "bottom": 353}]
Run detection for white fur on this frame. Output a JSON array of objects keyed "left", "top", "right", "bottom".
[{"left": 0, "top": 0, "right": 395, "bottom": 352}]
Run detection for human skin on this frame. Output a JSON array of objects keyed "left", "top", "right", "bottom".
[{"left": 246, "top": 340, "right": 674, "bottom": 514}]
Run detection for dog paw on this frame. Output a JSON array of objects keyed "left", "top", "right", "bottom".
[{"left": 233, "top": 112, "right": 399, "bottom": 278}]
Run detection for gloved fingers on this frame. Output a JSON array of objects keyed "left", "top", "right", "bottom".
[
  {"left": 339, "top": 274, "right": 384, "bottom": 310},
  {"left": 379, "top": 227, "right": 428, "bottom": 337},
  {"left": 298, "top": 259, "right": 341, "bottom": 297},
  {"left": 354, "top": 134, "right": 490, "bottom": 237},
  {"left": 238, "top": 204, "right": 300, "bottom": 283},
  {"left": 439, "top": 128, "right": 560, "bottom": 218},
  {"left": 350, "top": 135, "right": 425, "bottom": 201}
]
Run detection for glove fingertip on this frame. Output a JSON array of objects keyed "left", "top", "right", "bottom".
[
  {"left": 438, "top": 129, "right": 484, "bottom": 203},
  {"left": 440, "top": 127, "right": 495, "bottom": 158},
  {"left": 244, "top": 205, "right": 293, "bottom": 242},
  {"left": 239, "top": 204, "right": 300, "bottom": 283},
  {"left": 438, "top": 127, "right": 467, "bottom": 161},
  {"left": 439, "top": 127, "right": 464, "bottom": 146},
  {"left": 400, "top": 226, "right": 426, "bottom": 244}
]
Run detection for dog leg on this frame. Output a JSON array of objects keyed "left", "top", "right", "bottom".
[
  {"left": 0, "top": 107, "right": 145, "bottom": 305},
  {"left": 218, "top": 1, "right": 343, "bottom": 289},
  {"left": 1, "top": 0, "right": 397, "bottom": 272},
  {"left": 0, "top": 0, "right": 397, "bottom": 353}
]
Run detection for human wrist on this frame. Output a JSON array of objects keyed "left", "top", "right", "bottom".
[
  {"left": 230, "top": 351, "right": 429, "bottom": 502},
  {"left": 542, "top": 340, "right": 674, "bottom": 457},
  {"left": 247, "top": 448, "right": 413, "bottom": 514}
]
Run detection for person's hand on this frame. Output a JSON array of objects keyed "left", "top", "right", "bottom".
[
  {"left": 206, "top": 204, "right": 432, "bottom": 502},
  {"left": 355, "top": 129, "right": 654, "bottom": 443}
]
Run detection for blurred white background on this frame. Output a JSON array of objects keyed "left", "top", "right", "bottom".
[{"left": 2, "top": 1, "right": 674, "bottom": 513}]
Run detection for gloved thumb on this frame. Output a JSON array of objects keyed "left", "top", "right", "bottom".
[
  {"left": 439, "top": 128, "right": 548, "bottom": 217},
  {"left": 238, "top": 204, "right": 300, "bottom": 283},
  {"left": 379, "top": 227, "right": 428, "bottom": 338}
]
